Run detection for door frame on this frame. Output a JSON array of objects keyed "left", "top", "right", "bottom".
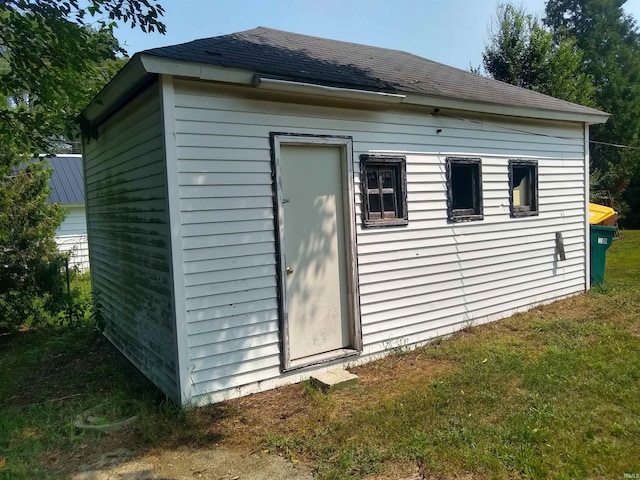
[{"left": 270, "top": 133, "right": 362, "bottom": 371}]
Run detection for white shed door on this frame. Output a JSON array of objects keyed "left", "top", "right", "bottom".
[{"left": 280, "top": 145, "right": 351, "bottom": 362}]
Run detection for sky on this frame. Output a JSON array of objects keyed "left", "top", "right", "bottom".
[{"left": 112, "top": 0, "right": 640, "bottom": 72}]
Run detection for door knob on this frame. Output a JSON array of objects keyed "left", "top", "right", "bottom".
[{"left": 286, "top": 266, "right": 293, "bottom": 275}]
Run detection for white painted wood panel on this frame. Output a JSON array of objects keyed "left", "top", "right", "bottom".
[
  {"left": 56, "top": 235, "right": 89, "bottom": 271},
  {"left": 171, "top": 79, "right": 587, "bottom": 404},
  {"left": 58, "top": 206, "right": 87, "bottom": 236},
  {"left": 181, "top": 230, "right": 275, "bottom": 250},
  {"left": 56, "top": 206, "right": 89, "bottom": 271},
  {"left": 186, "top": 277, "right": 277, "bottom": 301},
  {"left": 362, "top": 285, "right": 584, "bottom": 355},
  {"left": 189, "top": 332, "right": 280, "bottom": 360},
  {"left": 190, "top": 343, "right": 280, "bottom": 374},
  {"left": 173, "top": 87, "right": 582, "bottom": 139}
]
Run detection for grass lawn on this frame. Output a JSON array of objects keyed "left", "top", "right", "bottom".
[{"left": 1, "top": 231, "right": 639, "bottom": 479}]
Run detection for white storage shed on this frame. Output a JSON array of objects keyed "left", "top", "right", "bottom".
[{"left": 80, "top": 27, "right": 608, "bottom": 406}]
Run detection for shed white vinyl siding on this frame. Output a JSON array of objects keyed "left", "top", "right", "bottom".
[
  {"left": 83, "top": 82, "right": 179, "bottom": 401},
  {"left": 171, "top": 79, "right": 586, "bottom": 404},
  {"left": 56, "top": 205, "right": 89, "bottom": 271}
]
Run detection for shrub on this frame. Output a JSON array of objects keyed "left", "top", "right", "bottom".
[{"left": 0, "top": 150, "right": 67, "bottom": 332}]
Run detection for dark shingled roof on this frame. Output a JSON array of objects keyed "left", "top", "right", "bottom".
[
  {"left": 143, "top": 27, "right": 604, "bottom": 118},
  {"left": 47, "top": 155, "right": 84, "bottom": 205}
]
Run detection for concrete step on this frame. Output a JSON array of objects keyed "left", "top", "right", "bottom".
[{"left": 310, "top": 369, "right": 359, "bottom": 393}]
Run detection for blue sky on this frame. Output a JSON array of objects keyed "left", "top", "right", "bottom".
[{"left": 113, "top": 0, "right": 640, "bottom": 71}]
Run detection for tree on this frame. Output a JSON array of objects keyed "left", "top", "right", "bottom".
[
  {"left": 0, "top": 1, "right": 165, "bottom": 330},
  {"left": 545, "top": 0, "right": 640, "bottom": 227},
  {"left": 0, "top": 147, "right": 66, "bottom": 332},
  {"left": 1, "top": 0, "right": 165, "bottom": 152},
  {"left": 482, "top": 3, "right": 594, "bottom": 105}
]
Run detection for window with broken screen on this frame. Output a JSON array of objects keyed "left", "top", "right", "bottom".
[{"left": 360, "top": 154, "right": 408, "bottom": 227}]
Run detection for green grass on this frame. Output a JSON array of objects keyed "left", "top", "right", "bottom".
[
  {"left": 0, "top": 271, "right": 190, "bottom": 479},
  {"left": 0, "top": 325, "right": 182, "bottom": 479},
  {"left": 601, "top": 229, "right": 640, "bottom": 291},
  {"left": 1, "top": 232, "right": 639, "bottom": 479},
  {"left": 300, "top": 315, "right": 640, "bottom": 479}
]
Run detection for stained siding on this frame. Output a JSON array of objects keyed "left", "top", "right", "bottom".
[
  {"left": 172, "top": 79, "right": 586, "bottom": 404},
  {"left": 83, "top": 83, "right": 179, "bottom": 401}
]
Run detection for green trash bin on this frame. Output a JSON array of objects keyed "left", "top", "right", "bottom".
[{"left": 590, "top": 224, "right": 617, "bottom": 286}]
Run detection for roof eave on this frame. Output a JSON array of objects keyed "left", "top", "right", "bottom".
[
  {"left": 141, "top": 54, "right": 256, "bottom": 85},
  {"left": 80, "top": 54, "right": 154, "bottom": 125},
  {"left": 98, "top": 54, "right": 609, "bottom": 126}
]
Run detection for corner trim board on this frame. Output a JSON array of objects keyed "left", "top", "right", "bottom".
[{"left": 160, "top": 74, "right": 193, "bottom": 406}]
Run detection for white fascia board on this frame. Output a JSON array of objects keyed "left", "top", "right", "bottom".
[
  {"left": 81, "top": 55, "right": 151, "bottom": 124},
  {"left": 255, "top": 77, "right": 406, "bottom": 103},
  {"left": 140, "top": 55, "right": 256, "bottom": 85},
  {"left": 402, "top": 93, "right": 609, "bottom": 125},
  {"left": 39, "top": 153, "right": 83, "bottom": 158}
]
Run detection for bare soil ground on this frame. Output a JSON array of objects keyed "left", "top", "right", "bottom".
[{"left": 71, "top": 446, "right": 313, "bottom": 480}]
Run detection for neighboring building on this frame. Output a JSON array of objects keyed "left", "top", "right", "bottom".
[
  {"left": 47, "top": 154, "right": 89, "bottom": 271},
  {"left": 80, "top": 27, "right": 609, "bottom": 406}
]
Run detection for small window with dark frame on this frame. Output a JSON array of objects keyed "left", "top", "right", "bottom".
[
  {"left": 446, "top": 157, "right": 484, "bottom": 222},
  {"left": 360, "top": 154, "right": 408, "bottom": 227},
  {"left": 509, "top": 159, "right": 538, "bottom": 217}
]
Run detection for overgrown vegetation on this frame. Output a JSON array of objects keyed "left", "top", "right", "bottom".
[
  {"left": 1, "top": 232, "right": 639, "bottom": 479},
  {"left": 0, "top": 151, "right": 92, "bottom": 333}
]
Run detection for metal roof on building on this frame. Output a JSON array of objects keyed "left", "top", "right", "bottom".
[{"left": 47, "top": 155, "right": 84, "bottom": 205}]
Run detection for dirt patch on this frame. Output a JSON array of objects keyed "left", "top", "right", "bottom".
[
  {"left": 71, "top": 446, "right": 313, "bottom": 480},
  {"left": 628, "top": 322, "right": 640, "bottom": 337}
]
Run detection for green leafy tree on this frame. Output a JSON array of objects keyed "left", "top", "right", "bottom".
[
  {"left": 0, "top": 1, "right": 165, "bottom": 331},
  {"left": 1, "top": 0, "right": 165, "bottom": 152},
  {"left": 482, "top": 3, "right": 594, "bottom": 105},
  {"left": 545, "top": 0, "right": 640, "bottom": 226}
]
